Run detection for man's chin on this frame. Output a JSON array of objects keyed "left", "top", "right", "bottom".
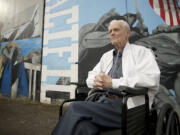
[{"left": 111, "top": 41, "right": 118, "bottom": 46}]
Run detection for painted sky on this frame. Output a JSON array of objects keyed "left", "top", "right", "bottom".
[
  {"left": 79, "top": 0, "right": 166, "bottom": 33},
  {"left": 46, "top": 0, "right": 178, "bottom": 33}
]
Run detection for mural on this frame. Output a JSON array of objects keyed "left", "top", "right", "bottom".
[
  {"left": 0, "top": 0, "right": 44, "bottom": 101},
  {"left": 42, "top": 0, "right": 180, "bottom": 111},
  {"left": 79, "top": 0, "right": 180, "bottom": 88},
  {"left": 0, "top": 0, "right": 44, "bottom": 41},
  {"left": 0, "top": 38, "right": 42, "bottom": 99},
  {"left": 78, "top": 0, "right": 180, "bottom": 116}
]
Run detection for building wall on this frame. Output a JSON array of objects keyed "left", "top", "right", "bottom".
[{"left": 0, "top": 0, "right": 179, "bottom": 104}]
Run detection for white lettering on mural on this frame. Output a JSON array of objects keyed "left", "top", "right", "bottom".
[{"left": 41, "top": 1, "right": 79, "bottom": 103}]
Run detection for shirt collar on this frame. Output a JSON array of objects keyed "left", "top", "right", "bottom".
[{"left": 113, "top": 48, "right": 124, "bottom": 57}]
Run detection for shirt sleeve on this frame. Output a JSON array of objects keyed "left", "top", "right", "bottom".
[{"left": 86, "top": 55, "right": 104, "bottom": 88}]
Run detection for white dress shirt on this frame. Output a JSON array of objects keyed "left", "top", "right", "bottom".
[{"left": 86, "top": 42, "right": 160, "bottom": 108}]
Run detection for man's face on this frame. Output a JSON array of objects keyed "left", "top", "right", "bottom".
[{"left": 108, "top": 22, "right": 129, "bottom": 49}]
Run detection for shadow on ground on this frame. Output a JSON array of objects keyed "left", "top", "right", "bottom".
[{"left": 0, "top": 95, "right": 59, "bottom": 135}]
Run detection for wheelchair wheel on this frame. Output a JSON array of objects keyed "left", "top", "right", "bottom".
[
  {"left": 156, "top": 103, "right": 173, "bottom": 135},
  {"left": 166, "top": 110, "right": 180, "bottom": 135}
]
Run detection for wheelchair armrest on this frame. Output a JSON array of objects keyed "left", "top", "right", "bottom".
[
  {"left": 117, "top": 86, "right": 149, "bottom": 107},
  {"left": 119, "top": 86, "right": 148, "bottom": 96},
  {"left": 107, "top": 86, "right": 148, "bottom": 98}
]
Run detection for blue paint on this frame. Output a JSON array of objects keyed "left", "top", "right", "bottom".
[
  {"left": 49, "top": 14, "right": 72, "bottom": 33},
  {"left": 45, "top": 76, "right": 61, "bottom": 84},
  {"left": 1, "top": 60, "right": 12, "bottom": 97},
  {"left": 169, "top": 89, "right": 176, "bottom": 97},
  {"left": 17, "top": 62, "right": 28, "bottom": 97},
  {"left": 1, "top": 60, "right": 28, "bottom": 97},
  {"left": 43, "top": 52, "right": 71, "bottom": 70},
  {"left": 46, "top": 0, "right": 58, "bottom": 7},
  {"left": 49, "top": 0, "right": 80, "bottom": 14},
  {"left": 44, "top": 37, "right": 77, "bottom": 48}
]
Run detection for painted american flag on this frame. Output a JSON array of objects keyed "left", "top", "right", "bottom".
[{"left": 149, "top": 0, "right": 180, "bottom": 26}]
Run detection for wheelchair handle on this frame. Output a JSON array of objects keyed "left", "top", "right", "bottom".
[{"left": 70, "top": 82, "right": 87, "bottom": 87}]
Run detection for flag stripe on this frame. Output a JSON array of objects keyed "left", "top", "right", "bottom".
[
  {"left": 173, "top": 0, "right": 180, "bottom": 24},
  {"left": 170, "top": 0, "right": 178, "bottom": 25},
  {"left": 154, "top": 0, "right": 161, "bottom": 15},
  {"left": 159, "top": 0, "right": 166, "bottom": 22},
  {"left": 163, "top": 0, "right": 171, "bottom": 25},
  {"left": 177, "top": 3, "right": 180, "bottom": 24},
  {"left": 167, "top": 0, "right": 174, "bottom": 25},
  {"left": 149, "top": 0, "right": 154, "bottom": 8}
]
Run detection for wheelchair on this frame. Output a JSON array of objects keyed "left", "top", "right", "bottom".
[
  {"left": 58, "top": 46, "right": 180, "bottom": 135},
  {"left": 57, "top": 47, "right": 180, "bottom": 134},
  {"left": 59, "top": 82, "right": 180, "bottom": 135},
  {"left": 58, "top": 23, "right": 180, "bottom": 134}
]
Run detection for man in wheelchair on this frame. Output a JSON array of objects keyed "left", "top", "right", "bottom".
[{"left": 51, "top": 20, "right": 160, "bottom": 135}]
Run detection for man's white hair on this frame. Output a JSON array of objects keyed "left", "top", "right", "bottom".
[{"left": 109, "top": 20, "right": 130, "bottom": 30}]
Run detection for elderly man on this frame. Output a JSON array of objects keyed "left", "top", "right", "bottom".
[{"left": 51, "top": 20, "right": 160, "bottom": 135}]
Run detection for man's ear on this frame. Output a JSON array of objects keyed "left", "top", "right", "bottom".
[
  {"left": 127, "top": 29, "right": 131, "bottom": 37},
  {"left": 125, "top": 29, "right": 130, "bottom": 41}
]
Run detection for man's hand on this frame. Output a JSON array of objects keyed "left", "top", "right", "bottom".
[
  {"left": 94, "top": 73, "right": 103, "bottom": 90},
  {"left": 101, "top": 73, "right": 112, "bottom": 89},
  {"left": 94, "top": 72, "right": 112, "bottom": 90}
]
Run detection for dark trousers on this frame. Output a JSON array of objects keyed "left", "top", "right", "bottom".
[{"left": 51, "top": 96, "right": 122, "bottom": 135}]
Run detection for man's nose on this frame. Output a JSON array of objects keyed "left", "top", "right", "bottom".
[{"left": 110, "top": 31, "right": 114, "bottom": 36}]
